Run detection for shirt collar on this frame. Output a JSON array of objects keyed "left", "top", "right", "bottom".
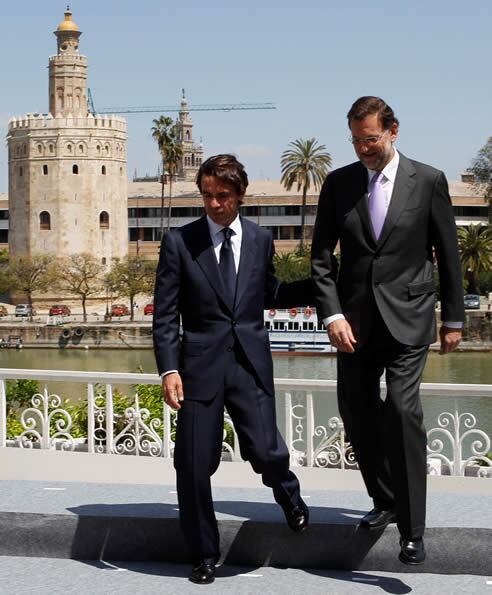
[
  {"left": 367, "top": 148, "right": 400, "bottom": 184},
  {"left": 206, "top": 213, "right": 241, "bottom": 238}
]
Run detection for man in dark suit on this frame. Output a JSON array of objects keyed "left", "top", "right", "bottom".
[
  {"left": 311, "top": 97, "right": 464, "bottom": 565},
  {"left": 153, "top": 154, "right": 310, "bottom": 584}
]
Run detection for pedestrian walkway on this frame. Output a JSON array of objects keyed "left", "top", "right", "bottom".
[{"left": 0, "top": 448, "right": 490, "bottom": 577}]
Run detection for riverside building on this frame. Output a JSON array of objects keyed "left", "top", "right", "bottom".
[{"left": 6, "top": 8, "right": 128, "bottom": 263}]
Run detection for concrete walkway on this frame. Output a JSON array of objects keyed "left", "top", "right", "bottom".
[{"left": 0, "top": 448, "right": 491, "bottom": 577}]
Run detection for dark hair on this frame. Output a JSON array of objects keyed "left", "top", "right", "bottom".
[
  {"left": 347, "top": 96, "right": 399, "bottom": 130},
  {"left": 196, "top": 154, "right": 249, "bottom": 196}
]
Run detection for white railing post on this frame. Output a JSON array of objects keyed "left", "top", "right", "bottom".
[
  {"left": 87, "top": 383, "right": 95, "bottom": 453},
  {"left": 162, "top": 400, "right": 171, "bottom": 458},
  {"left": 284, "top": 391, "right": 293, "bottom": 463},
  {"left": 0, "top": 378, "right": 6, "bottom": 448},
  {"left": 453, "top": 397, "right": 462, "bottom": 476},
  {"left": 306, "top": 392, "right": 314, "bottom": 467},
  {"left": 105, "top": 383, "right": 114, "bottom": 454}
]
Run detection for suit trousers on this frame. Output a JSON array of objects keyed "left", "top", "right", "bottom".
[
  {"left": 174, "top": 344, "right": 300, "bottom": 564},
  {"left": 337, "top": 317, "right": 429, "bottom": 539}
]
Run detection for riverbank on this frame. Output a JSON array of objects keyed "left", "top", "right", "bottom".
[{"left": 0, "top": 321, "right": 491, "bottom": 351}]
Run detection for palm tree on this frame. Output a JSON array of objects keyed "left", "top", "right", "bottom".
[
  {"left": 151, "top": 116, "right": 182, "bottom": 236},
  {"left": 457, "top": 224, "right": 492, "bottom": 294},
  {"left": 280, "top": 138, "right": 332, "bottom": 251}
]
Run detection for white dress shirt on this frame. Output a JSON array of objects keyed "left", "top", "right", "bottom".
[{"left": 323, "top": 150, "right": 462, "bottom": 330}]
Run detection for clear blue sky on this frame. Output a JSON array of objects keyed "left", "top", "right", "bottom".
[{"left": 0, "top": 0, "right": 490, "bottom": 191}]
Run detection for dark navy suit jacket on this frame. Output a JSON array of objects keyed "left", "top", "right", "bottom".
[{"left": 153, "top": 215, "right": 311, "bottom": 400}]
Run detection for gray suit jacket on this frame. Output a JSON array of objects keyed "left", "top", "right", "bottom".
[{"left": 311, "top": 153, "right": 464, "bottom": 346}]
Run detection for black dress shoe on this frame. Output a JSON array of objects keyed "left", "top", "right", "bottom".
[
  {"left": 360, "top": 507, "right": 397, "bottom": 530},
  {"left": 399, "top": 537, "right": 425, "bottom": 565},
  {"left": 284, "top": 498, "right": 309, "bottom": 533},
  {"left": 189, "top": 561, "right": 215, "bottom": 584}
]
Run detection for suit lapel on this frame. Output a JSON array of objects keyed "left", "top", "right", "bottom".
[
  {"left": 234, "top": 217, "right": 258, "bottom": 310},
  {"left": 353, "top": 163, "right": 378, "bottom": 247},
  {"left": 188, "top": 217, "right": 232, "bottom": 312},
  {"left": 377, "top": 153, "right": 416, "bottom": 249}
]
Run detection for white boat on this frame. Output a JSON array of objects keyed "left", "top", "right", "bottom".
[{"left": 265, "top": 307, "right": 335, "bottom": 354}]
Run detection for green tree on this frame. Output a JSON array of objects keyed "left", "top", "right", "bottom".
[
  {"left": 151, "top": 116, "right": 183, "bottom": 236},
  {"left": 58, "top": 253, "right": 104, "bottom": 322},
  {"left": 457, "top": 224, "right": 492, "bottom": 294},
  {"left": 105, "top": 256, "right": 156, "bottom": 321},
  {"left": 469, "top": 137, "right": 492, "bottom": 222},
  {"left": 273, "top": 251, "right": 311, "bottom": 283},
  {"left": 280, "top": 138, "right": 332, "bottom": 250},
  {"left": 6, "top": 255, "right": 56, "bottom": 321}
]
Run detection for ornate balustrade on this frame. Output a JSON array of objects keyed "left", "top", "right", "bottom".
[{"left": 0, "top": 369, "right": 490, "bottom": 477}]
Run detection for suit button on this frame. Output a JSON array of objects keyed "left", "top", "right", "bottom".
[
  {"left": 226, "top": 346, "right": 233, "bottom": 352},
  {"left": 374, "top": 255, "right": 380, "bottom": 260},
  {"left": 232, "top": 320, "right": 237, "bottom": 326},
  {"left": 375, "top": 281, "right": 380, "bottom": 287}
]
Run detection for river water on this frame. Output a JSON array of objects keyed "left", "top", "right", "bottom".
[{"left": 1, "top": 349, "right": 490, "bottom": 441}]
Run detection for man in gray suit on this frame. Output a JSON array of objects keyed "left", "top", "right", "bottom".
[{"left": 311, "top": 96, "right": 464, "bottom": 565}]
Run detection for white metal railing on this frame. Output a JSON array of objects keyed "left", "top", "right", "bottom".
[{"left": 0, "top": 368, "right": 490, "bottom": 477}]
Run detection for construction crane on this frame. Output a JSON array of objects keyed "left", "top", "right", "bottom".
[{"left": 87, "top": 88, "right": 276, "bottom": 115}]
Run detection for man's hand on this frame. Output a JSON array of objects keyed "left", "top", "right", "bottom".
[
  {"left": 327, "top": 319, "right": 357, "bottom": 353},
  {"left": 162, "top": 372, "right": 184, "bottom": 409},
  {"left": 439, "top": 326, "right": 462, "bottom": 355}
]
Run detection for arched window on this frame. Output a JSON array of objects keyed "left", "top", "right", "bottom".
[
  {"left": 49, "top": 144, "right": 54, "bottom": 153},
  {"left": 67, "top": 144, "right": 72, "bottom": 154},
  {"left": 78, "top": 144, "right": 84, "bottom": 154},
  {"left": 37, "top": 144, "right": 43, "bottom": 155},
  {"left": 72, "top": 164, "right": 79, "bottom": 174},
  {"left": 40, "top": 211, "right": 51, "bottom": 230},
  {"left": 186, "top": 130, "right": 191, "bottom": 141},
  {"left": 99, "top": 211, "right": 110, "bottom": 229},
  {"left": 43, "top": 165, "right": 48, "bottom": 175},
  {"left": 101, "top": 165, "right": 106, "bottom": 175}
]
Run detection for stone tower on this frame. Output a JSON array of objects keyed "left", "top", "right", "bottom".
[
  {"left": 176, "top": 90, "right": 204, "bottom": 182},
  {"left": 7, "top": 8, "right": 128, "bottom": 264}
]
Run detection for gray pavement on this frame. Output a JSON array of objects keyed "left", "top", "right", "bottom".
[{"left": 0, "top": 557, "right": 490, "bottom": 595}]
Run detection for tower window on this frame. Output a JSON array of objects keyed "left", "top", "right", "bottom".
[
  {"left": 101, "top": 165, "right": 106, "bottom": 175},
  {"left": 23, "top": 144, "right": 27, "bottom": 155},
  {"left": 72, "top": 164, "right": 79, "bottom": 174},
  {"left": 37, "top": 144, "right": 43, "bottom": 155},
  {"left": 19, "top": 167, "right": 23, "bottom": 177},
  {"left": 105, "top": 145, "right": 110, "bottom": 155},
  {"left": 96, "top": 145, "right": 101, "bottom": 154},
  {"left": 67, "top": 144, "right": 72, "bottom": 153},
  {"left": 49, "top": 144, "right": 54, "bottom": 153},
  {"left": 99, "top": 211, "right": 110, "bottom": 229},
  {"left": 102, "top": 257, "right": 107, "bottom": 265},
  {"left": 43, "top": 165, "right": 48, "bottom": 175},
  {"left": 78, "top": 144, "right": 84, "bottom": 154},
  {"left": 40, "top": 211, "right": 51, "bottom": 230}
]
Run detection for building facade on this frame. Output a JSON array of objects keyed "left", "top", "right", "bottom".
[{"left": 6, "top": 9, "right": 128, "bottom": 263}]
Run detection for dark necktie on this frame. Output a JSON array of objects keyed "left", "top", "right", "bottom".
[
  {"left": 368, "top": 171, "right": 387, "bottom": 240},
  {"left": 219, "top": 227, "right": 237, "bottom": 303}
]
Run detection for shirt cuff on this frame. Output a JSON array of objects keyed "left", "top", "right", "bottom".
[
  {"left": 441, "top": 321, "right": 463, "bottom": 329},
  {"left": 323, "top": 313, "right": 345, "bottom": 328},
  {"left": 160, "top": 370, "right": 178, "bottom": 379}
]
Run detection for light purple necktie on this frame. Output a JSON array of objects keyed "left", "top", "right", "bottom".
[{"left": 368, "top": 171, "right": 387, "bottom": 240}]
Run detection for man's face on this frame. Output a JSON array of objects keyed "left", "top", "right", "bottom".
[
  {"left": 349, "top": 113, "right": 398, "bottom": 171},
  {"left": 201, "top": 175, "right": 242, "bottom": 227}
]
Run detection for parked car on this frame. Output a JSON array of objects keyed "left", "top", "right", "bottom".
[
  {"left": 49, "top": 304, "right": 71, "bottom": 316},
  {"left": 143, "top": 303, "right": 154, "bottom": 315},
  {"left": 15, "top": 304, "right": 36, "bottom": 317},
  {"left": 464, "top": 294, "right": 481, "bottom": 310},
  {"left": 111, "top": 304, "right": 130, "bottom": 317},
  {"left": 0, "top": 305, "right": 8, "bottom": 317}
]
